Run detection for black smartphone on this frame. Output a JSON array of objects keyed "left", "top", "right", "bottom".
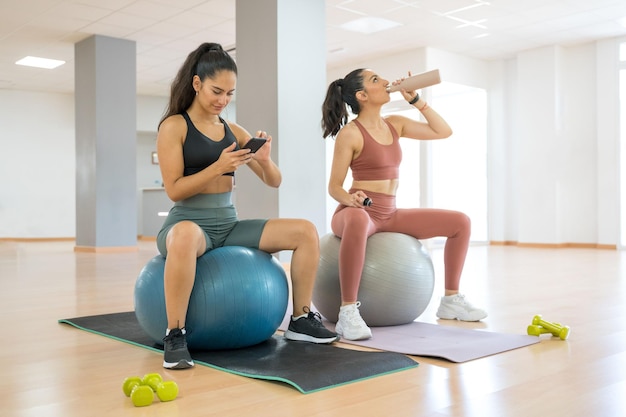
[{"left": 242, "top": 137, "right": 267, "bottom": 153}]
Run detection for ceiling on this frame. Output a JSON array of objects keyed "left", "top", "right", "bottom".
[{"left": 1, "top": 0, "right": 626, "bottom": 97}]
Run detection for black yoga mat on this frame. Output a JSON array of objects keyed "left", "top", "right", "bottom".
[{"left": 59, "top": 312, "right": 418, "bottom": 394}]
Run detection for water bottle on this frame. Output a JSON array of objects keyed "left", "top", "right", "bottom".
[{"left": 386, "top": 69, "right": 441, "bottom": 92}]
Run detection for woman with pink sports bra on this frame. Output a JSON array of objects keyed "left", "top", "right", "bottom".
[{"left": 321, "top": 68, "right": 487, "bottom": 341}]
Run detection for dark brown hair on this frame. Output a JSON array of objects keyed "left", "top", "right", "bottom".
[{"left": 159, "top": 43, "right": 237, "bottom": 128}]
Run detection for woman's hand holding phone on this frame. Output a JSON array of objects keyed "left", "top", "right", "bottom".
[{"left": 242, "top": 137, "right": 267, "bottom": 153}]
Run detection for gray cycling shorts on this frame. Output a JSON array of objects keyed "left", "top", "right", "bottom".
[{"left": 156, "top": 192, "right": 268, "bottom": 257}]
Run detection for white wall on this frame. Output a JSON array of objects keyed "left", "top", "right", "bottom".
[
  {"left": 0, "top": 92, "right": 167, "bottom": 238},
  {"left": 137, "top": 95, "right": 168, "bottom": 132},
  {"left": 499, "top": 42, "right": 617, "bottom": 245},
  {"left": 327, "top": 48, "right": 428, "bottom": 84},
  {"left": 426, "top": 47, "right": 491, "bottom": 89},
  {"left": 0, "top": 90, "right": 75, "bottom": 238}
]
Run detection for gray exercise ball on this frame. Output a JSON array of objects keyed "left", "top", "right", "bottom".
[{"left": 313, "top": 232, "right": 435, "bottom": 326}]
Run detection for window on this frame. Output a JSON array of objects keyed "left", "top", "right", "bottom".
[
  {"left": 382, "top": 84, "right": 488, "bottom": 243},
  {"left": 430, "top": 83, "right": 488, "bottom": 242}
]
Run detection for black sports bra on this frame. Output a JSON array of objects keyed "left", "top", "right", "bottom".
[{"left": 182, "top": 112, "right": 239, "bottom": 177}]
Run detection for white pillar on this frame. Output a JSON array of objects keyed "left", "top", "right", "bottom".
[{"left": 234, "top": 0, "right": 327, "bottom": 237}]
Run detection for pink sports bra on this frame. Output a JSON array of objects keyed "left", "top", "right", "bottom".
[{"left": 350, "top": 119, "right": 402, "bottom": 181}]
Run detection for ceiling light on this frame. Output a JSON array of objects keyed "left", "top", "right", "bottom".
[
  {"left": 16, "top": 56, "right": 65, "bottom": 69},
  {"left": 456, "top": 19, "right": 487, "bottom": 29},
  {"left": 442, "top": 1, "right": 490, "bottom": 16},
  {"left": 329, "top": 47, "right": 345, "bottom": 54},
  {"left": 339, "top": 17, "right": 402, "bottom": 34}
]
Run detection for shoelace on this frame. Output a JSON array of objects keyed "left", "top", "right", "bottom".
[
  {"left": 305, "top": 311, "right": 326, "bottom": 328},
  {"left": 164, "top": 330, "right": 187, "bottom": 350},
  {"left": 345, "top": 313, "right": 365, "bottom": 325},
  {"left": 451, "top": 294, "right": 467, "bottom": 304},
  {"left": 451, "top": 294, "right": 479, "bottom": 310},
  {"left": 301, "top": 306, "right": 327, "bottom": 328},
  {"left": 342, "top": 303, "right": 366, "bottom": 325}
]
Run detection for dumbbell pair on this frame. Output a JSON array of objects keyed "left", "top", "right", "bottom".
[
  {"left": 122, "top": 372, "right": 179, "bottom": 407},
  {"left": 526, "top": 314, "right": 570, "bottom": 340}
]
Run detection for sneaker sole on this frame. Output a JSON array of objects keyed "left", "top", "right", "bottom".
[
  {"left": 163, "top": 360, "right": 194, "bottom": 370},
  {"left": 338, "top": 332, "right": 372, "bottom": 341},
  {"left": 335, "top": 324, "right": 372, "bottom": 341},
  {"left": 459, "top": 312, "right": 488, "bottom": 321},
  {"left": 436, "top": 309, "right": 488, "bottom": 322},
  {"left": 284, "top": 330, "right": 339, "bottom": 344}
]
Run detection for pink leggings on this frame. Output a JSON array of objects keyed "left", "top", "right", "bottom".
[{"left": 331, "top": 190, "right": 471, "bottom": 303}]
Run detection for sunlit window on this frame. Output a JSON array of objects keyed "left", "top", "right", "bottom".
[
  {"left": 383, "top": 85, "right": 488, "bottom": 243},
  {"left": 430, "top": 84, "right": 488, "bottom": 242}
]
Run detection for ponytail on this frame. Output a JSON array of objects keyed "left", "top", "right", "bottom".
[{"left": 320, "top": 69, "right": 364, "bottom": 138}]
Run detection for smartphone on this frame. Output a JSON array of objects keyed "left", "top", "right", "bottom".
[{"left": 242, "top": 137, "right": 267, "bottom": 153}]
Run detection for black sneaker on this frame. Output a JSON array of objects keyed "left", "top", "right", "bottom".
[
  {"left": 163, "top": 328, "right": 194, "bottom": 369},
  {"left": 284, "top": 309, "right": 339, "bottom": 344}
]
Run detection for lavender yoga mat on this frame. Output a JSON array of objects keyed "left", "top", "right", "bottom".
[{"left": 280, "top": 313, "right": 539, "bottom": 363}]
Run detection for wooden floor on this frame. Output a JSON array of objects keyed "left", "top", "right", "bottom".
[{"left": 1, "top": 240, "right": 625, "bottom": 417}]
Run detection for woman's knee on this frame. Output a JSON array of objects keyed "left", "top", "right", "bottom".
[
  {"left": 453, "top": 211, "right": 471, "bottom": 236},
  {"left": 296, "top": 219, "right": 319, "bottom": 245},
  {"left": 259, "top": 219, "right": 319, "bottom": 254},
  {"left": 166, "top": 221, "right": 206, "bottom": 256},
  {"left": 333, "top": 208, "right": 370, "bottom": 234},
  {"left": 287, "top": 220, "right": 320, "bottom": 256}
]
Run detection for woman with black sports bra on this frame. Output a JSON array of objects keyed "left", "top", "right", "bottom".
[
  {"left": 156, "top": 42, "right": 338, "bottom": 370},
  {"left": 321, "top": 68, "right": 487, "bottom": 341}
]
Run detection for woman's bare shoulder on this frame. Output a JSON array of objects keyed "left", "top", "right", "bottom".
[
  {"left": 158, "top": 114, "right": 187, "bottom": 143},
  {"left": 223, "top": 119, "right": 248, "bottom": 137},
  {"left": 159, "top": 114, "right": 186, "bottom": 131},
  {"left": 334, "top": 121, "right": 363, "bottom": 152},
  {"left": 336, "top": 120, "right": 361, "bottom": 140}
]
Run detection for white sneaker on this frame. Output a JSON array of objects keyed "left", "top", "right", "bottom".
[
  {"left": 335, "top": 302, "right": 372, "bottom": 340},
  {"left": 436, "top": 294, "right": 487, "bottom": 322}
]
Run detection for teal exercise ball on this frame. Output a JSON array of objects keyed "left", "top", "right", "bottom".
[
  {"left": 313, "top": 233, "right": 435, "bottom": 326},
  {"left": 134, "top": 246, "right": 289, "bottom": 350}
]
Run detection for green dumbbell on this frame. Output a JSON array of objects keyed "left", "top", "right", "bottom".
[
  {"left": 122, "top": 376, "right": 142, "bottom": 397},
  {"left": 142, "top": 372, "right": 179, "bottom": 402},
  {"left": 141, "top": 373, "right": 163, "bottom": 390},
  {"left": 155, "top": 380, "right": 179, "bottom": 402},
  {"left": 531, "top": 315, "right": 570, "bottom": 340},
  {"left": 130, "top": 384, "right": 154, "bottom": 407},
  {"left": 527, "top": 324, "right": 552, "bottom": 337}
]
